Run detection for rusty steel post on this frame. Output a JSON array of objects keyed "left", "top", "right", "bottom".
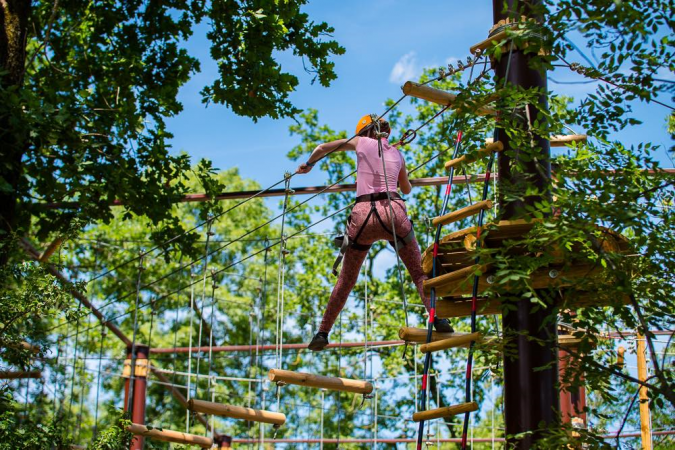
[{"left": 123, "top": 344, "right": 149, "bottom": 450}]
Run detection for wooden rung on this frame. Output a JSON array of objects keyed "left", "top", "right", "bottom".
[
  {"left": 420, "top": 332, "right": 482, "bottom": 353},
  {"left": 432, "top": 200, "right": 493, "bottom": 227},
  {"left": 188, "top": 399, "right": 286, "bottom": 426},
  {"left": 398, "top": 327, "right": 470, "bottom": 344},
  {"left": 0, "top": 370, "right": 42, "bottom": 380},
  {"left": 445, "top": 141, "right": 504, "bottom": 170},
  {"left": 423, "top": 264, "right": 488, "bottom": 295},
  {"left": 550, "top": 134, "right": 587, "bottom": 147},
  {"left": 413, "top": 401, "right": 478, "bottom": 422},
  {"left": 268, "top": 369, "right": 373, "bottom": 395},
  {"left": 470, "top": 29, "right": 509, "bottom": 54},
  {"left": 402, "top": 82, "right": 496, "bottom": 115},
  {"left": 128, "top": 424, "right": 212, "bottom": 448}
]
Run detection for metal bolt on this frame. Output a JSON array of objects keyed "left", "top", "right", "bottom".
[
  {"left": 549, "top": 269, "right": 560, "bottom": 279},
  {"left": 486, "top": 275, "right": 496, "bottom": 284}
]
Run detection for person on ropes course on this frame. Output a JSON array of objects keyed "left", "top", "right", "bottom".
[{"left": 296, "top": 114, "right": 454, "bottom": 352}]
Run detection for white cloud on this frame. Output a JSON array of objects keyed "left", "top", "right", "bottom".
[{"left": 389, "top": 52, "right": 420, "bottom": 84}]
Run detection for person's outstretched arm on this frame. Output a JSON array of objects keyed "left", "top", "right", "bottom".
[{"left": 296, "top": 137, "right": 359, "bottom": 174}]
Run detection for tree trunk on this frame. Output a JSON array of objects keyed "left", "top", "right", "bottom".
[{"left": 0, "top": 0, "right": 30, "bottom": 264}]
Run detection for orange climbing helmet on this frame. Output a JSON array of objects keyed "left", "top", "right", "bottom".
[{"left": 355, "top": 114, "right": 388, "bottom": 136}]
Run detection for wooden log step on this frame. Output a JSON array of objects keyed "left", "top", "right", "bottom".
[
  {"left": 398, "top": 328, "right": 470, "bottom": 345},
  {"left": 432, "top": 200, "right": 493, "bottom": 227},
  {"left": 413, "top": 401, "right": 478, "bottom": 422},
  {"left": 402, "top": 82, "right": 496, "bottom": 115},
  {"left": 420, "top": 332, "right": 483, "bottom": 353},
  {"left": 445, "top": 141, "right": 504, "bottom": 170},
  {"left": 128, "top": 423, "right": 212, "bottom": 448},
  {"left": 268, "top": 369, "right": 373, "bottom": 395},
  {"left": 423, "top": 264, "right": 489, "bottom": 295},
  {"left": 188, "top": 399, "right": 286, "bottom": 426},
  {"left": 0, "top": 370, "right": 42, "bottom": 380}
]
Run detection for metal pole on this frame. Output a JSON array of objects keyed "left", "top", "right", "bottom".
[
  {"left": 124, "top": 344, "right": 149, "bottom": 450},
  {"left": 493, "top": 1, "right": 559, "bottom": 447}
]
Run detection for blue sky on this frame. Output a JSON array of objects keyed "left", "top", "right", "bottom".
[{"left": 165, "top": 0, "right": 674, "bottom": 192}]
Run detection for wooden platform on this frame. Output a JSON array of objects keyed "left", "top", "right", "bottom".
[{"left": 434, "top": 292, "right": 630, "bottom": 319}]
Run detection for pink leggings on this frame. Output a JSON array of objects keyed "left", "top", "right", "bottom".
[{"left": 319, "top": 199, "right": 431, "bottom": 334}]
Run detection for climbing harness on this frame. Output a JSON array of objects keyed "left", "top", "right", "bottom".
[{"left": 332, "top": 192, "right": 416, "bottom": 275}]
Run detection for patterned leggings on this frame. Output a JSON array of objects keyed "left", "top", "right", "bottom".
[{"left": 319, "top": 199, "right": 431, "bottom": 334}]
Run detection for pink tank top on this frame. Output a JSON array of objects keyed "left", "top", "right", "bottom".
[{"left": 355, "top": 137, "right": 404, "bottom": 197}]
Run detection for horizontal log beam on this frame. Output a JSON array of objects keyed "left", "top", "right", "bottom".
[
  {"left": 150, "top": 340, "right": 404, "bottom": 354},
  {"left": 188, "top": 399, "right": 286, "bottom": 426},
  {"left": 127, "top": 424, "right": 212, "bottom": 448},
  {"left": 432, "top": 200, "right": 493, "bottom": 227},
  {"left": 34, "top": 169, "right": 675, "bottom": 209},
  {"left": 413, "top": 401, "right": 478, "bottom": 422},
  {"left": 550, "top": 134, "right": 587, "bottom": 147},
  {"left": 420, "top": 332, "right": 483, "bottom": 353},
  {"left": 445, "top": 141, "right": 504, "bottom": 170},
  {"left": 0, "top": 370, "right": 42, "bottom": 380},
  {"left": 268, "top": 369, "right": 373, "bottom": 395}
]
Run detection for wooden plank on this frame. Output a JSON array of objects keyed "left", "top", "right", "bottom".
[
  {"left": 0, "top": 370, "right": 42, "bottom": 380},
  {"left": 188, "top": 399, "right": 286, "bottom": 426},
  {"left": 428, "top": 264, "right": 602, "bottom": 298},
  {"left": 398, "top": 328, "right": 470, "bottom": 345},
  {"left": 432, "top": 200, "right": 493, "bottom": 227},
  {"left": 445, "top": 141, "right": 504, "bottom": 170},
  {"left": 267, "top": 369, "right": 373, "bottom": 395},
  {"left": 420, "top": 332, "right": 483, "bottom": 353},
  {"left": 435, "top": 292, "right": 630, "bottom": 319},
  {"left": 127, "top": 424, "right": 212, "bottom": 448},
  {"left": 413, "top": 402, "right": 478, "bottom": 422}
]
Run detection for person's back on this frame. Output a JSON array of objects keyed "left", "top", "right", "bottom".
[{"left": 355, "top": 137, "right": 402, "bottom": 196}]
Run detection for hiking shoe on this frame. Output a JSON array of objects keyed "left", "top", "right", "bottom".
[
  {"left": 308, "top": 332, "right": 329, "bottom": 351},
  {"left": 433, "top": 318, "right": 454, "bottom": 333}
]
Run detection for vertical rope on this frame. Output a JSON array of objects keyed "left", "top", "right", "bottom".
[
  {"left": 186, "top": 267, "right": 197, "bottom": 432},
  {"left": 194, "top": 216, "right": 215, "bottom": 404},
  {"left": 374, "top": 123, "right": 409, "bottom": 327},
  {"left": 275, "top": 174, "right": 292, "bottom": 412},
  {"left": 93, "top": 324, "right": 106, "bottom": 439},
  {"left": 206, "top": 272, "right": 218, "bottom": 438}
]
